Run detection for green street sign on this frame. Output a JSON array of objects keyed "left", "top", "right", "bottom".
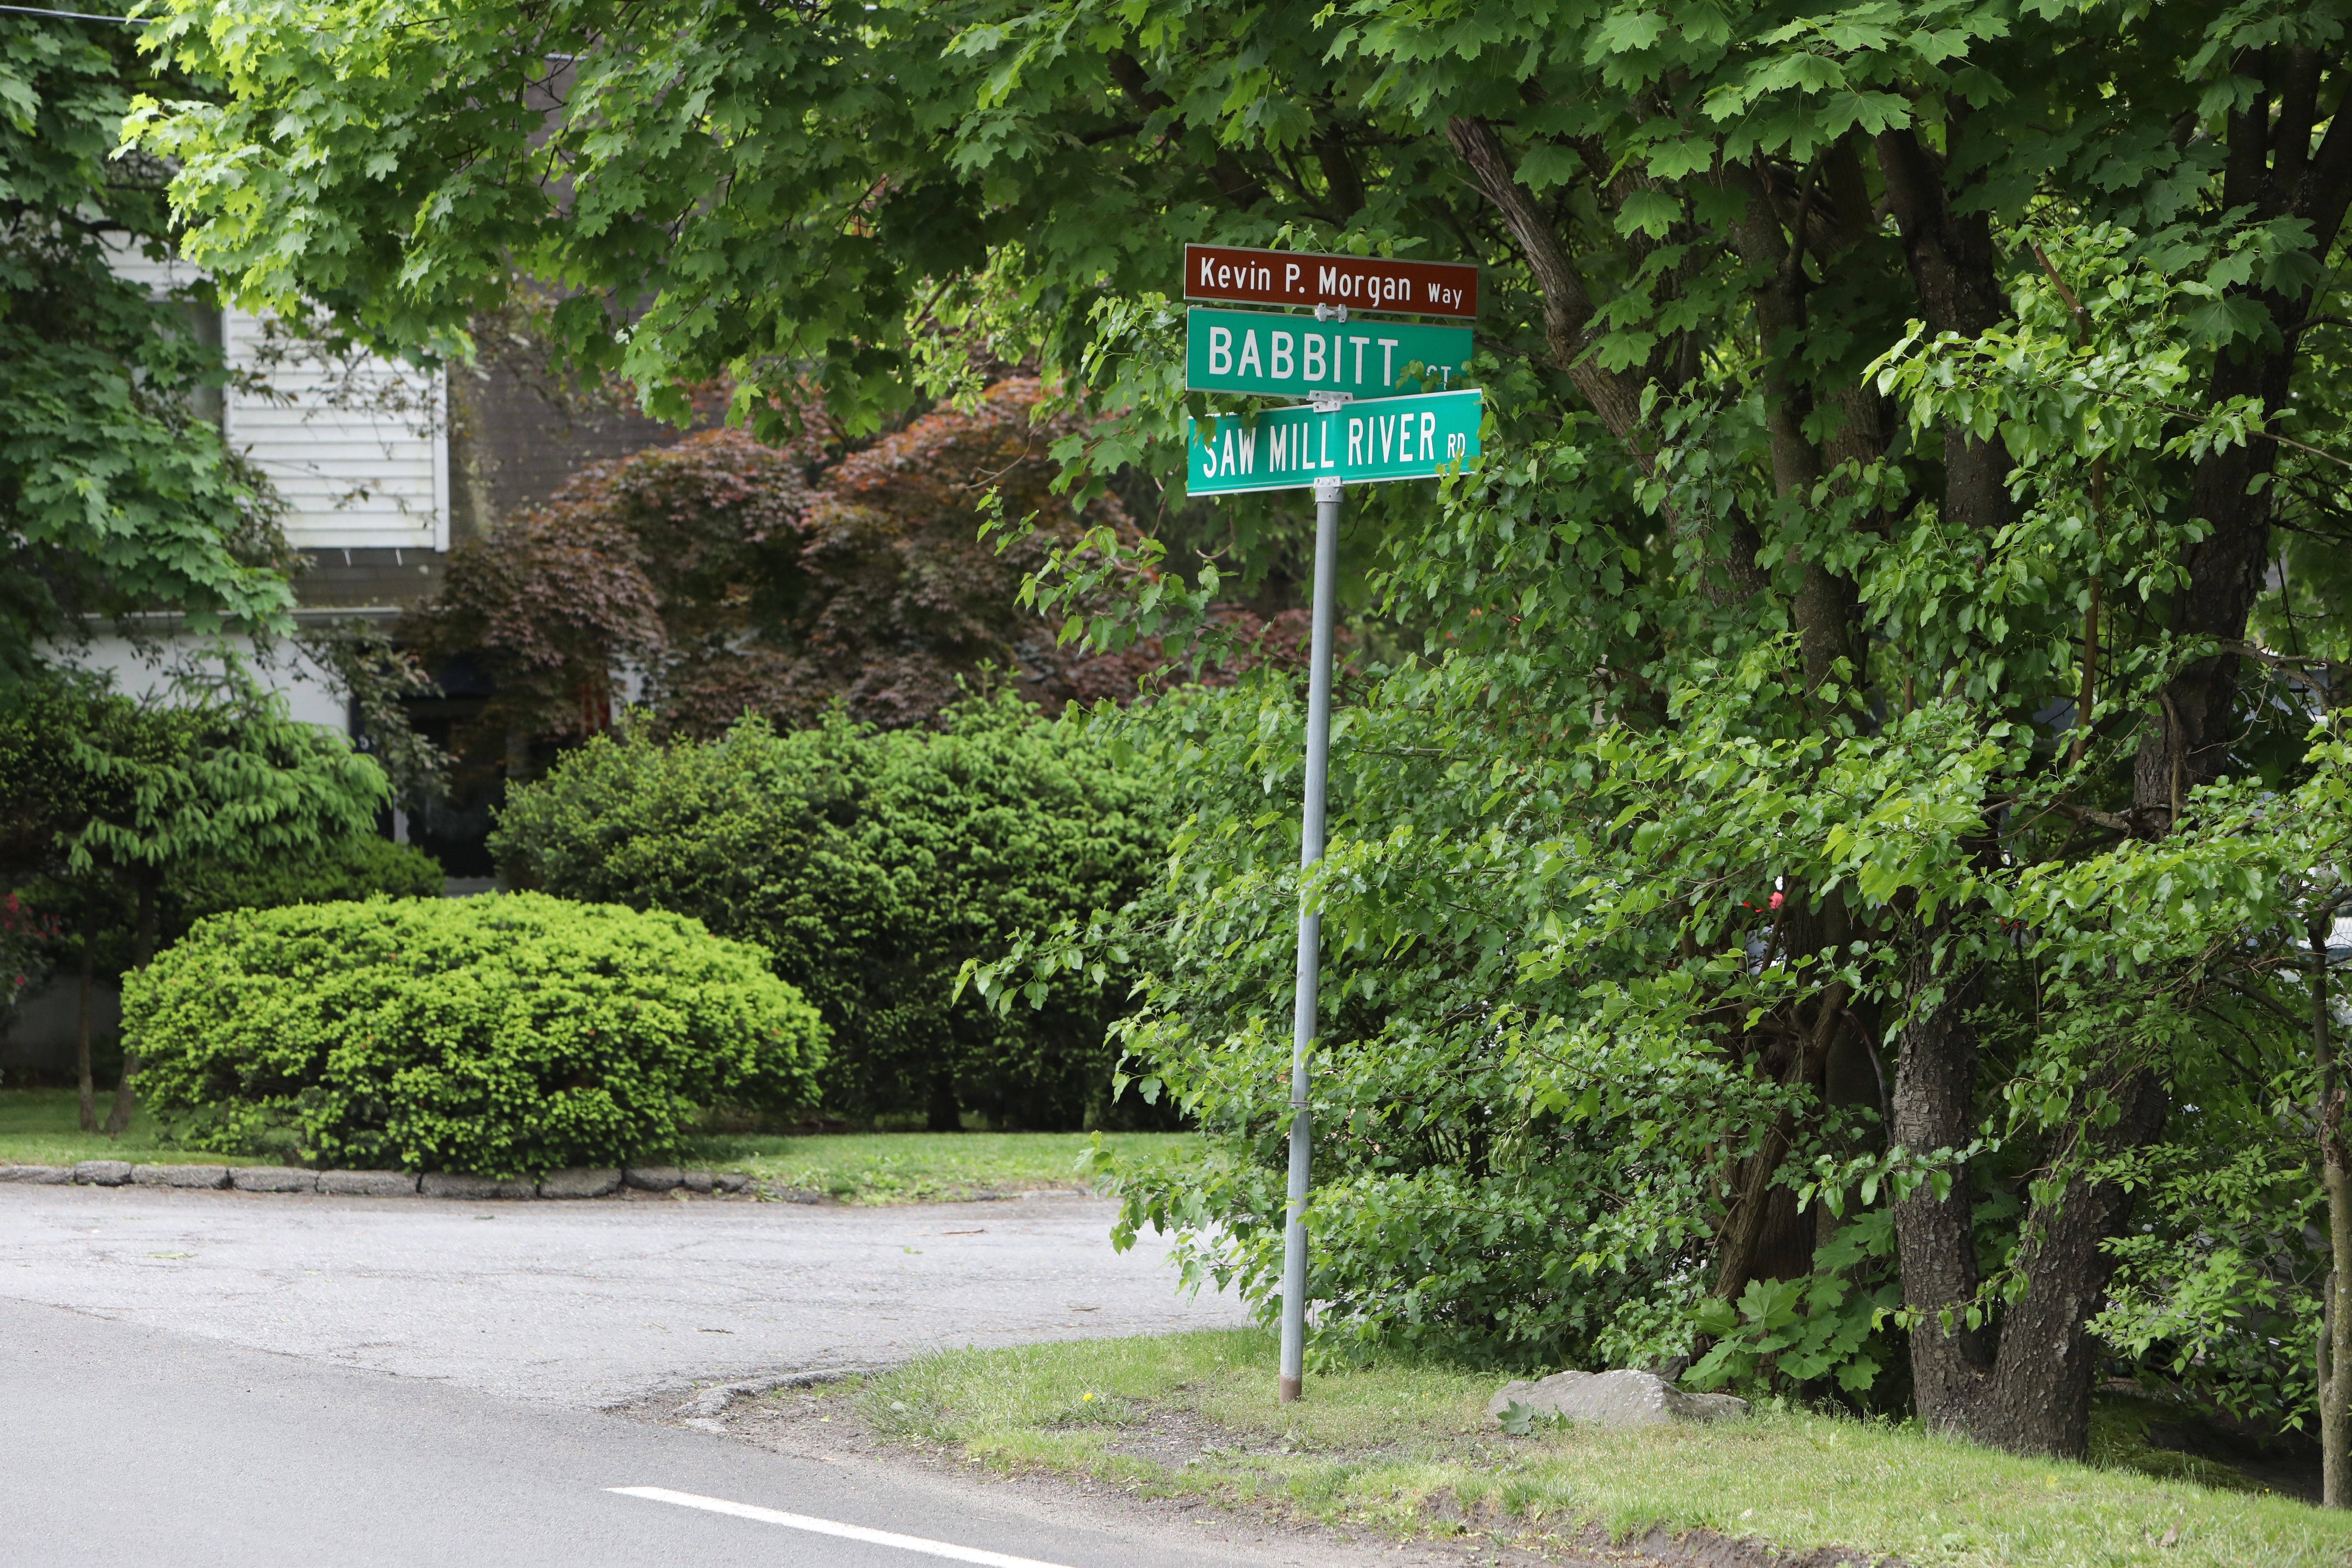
[
  {"left": 1187, "top": 389, "right": 1482, "bottom": 496},
  {"left": 1185, "top": 307, "right": 1471, "bottom": 400}
]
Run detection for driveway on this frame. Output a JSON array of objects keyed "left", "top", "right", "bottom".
[{"left": 0, "top": 1184, "right": 1248, "bottom": 1407}]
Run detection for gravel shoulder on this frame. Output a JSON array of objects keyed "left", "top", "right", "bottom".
[{"left": 670, "top": 1374, "right": 1608, "bottom": 1568}]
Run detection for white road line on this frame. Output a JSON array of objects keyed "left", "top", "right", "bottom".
[{"left": 608, "top": 1486, "right": 1082, "bottom": 1568}]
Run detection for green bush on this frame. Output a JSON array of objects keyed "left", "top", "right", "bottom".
[
  {"left": 121, "top": 892, "right": 826, "bottom": 1174},
  {"left": 491, "top": 692, "right": 1166, "bottom": 1129},
  {"left": 169, "top": 834, "right": 444, "bottom": 931}
]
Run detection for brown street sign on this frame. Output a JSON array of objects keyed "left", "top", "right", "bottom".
[{"left": 1182, "top": 243, "right": 1477, "bottom": 319}]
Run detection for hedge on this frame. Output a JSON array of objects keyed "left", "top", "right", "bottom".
[
  {"left": 122, "top": 892, "right": 826, "bottom": 1174},
  {"left": 490, "top": 692, "right": 1167, "bottom": 1129},
  {"left": 170, "top": 834, "right": 444, "bottom": 931}
]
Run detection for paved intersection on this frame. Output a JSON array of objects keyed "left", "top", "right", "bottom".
[
  {"left": 0, "top": 1185, "right": 1289, "bottom": 1568},
  {"left": 0, "top": 1185, "right": 1245, "bottom": 1406}
]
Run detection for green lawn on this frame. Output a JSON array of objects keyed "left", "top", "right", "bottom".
[
  {"left": 0, "top": 1088, "right": 1193, "bottom": 1200},
  {"left": 0, "top": 1087, "right": 238, "bottom": 1167},
  {"left": 849, "top": 1328, "right": 2345, "bottom": 1568},
  {"left": 673, "top": 1130, "right": 1192, "bottom": 1204}
]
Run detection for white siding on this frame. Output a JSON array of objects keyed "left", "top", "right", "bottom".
[
  {"left": 104, "top": 235, "right": 450, "bottom": 552},
  {"left": 60, "top": 631, "right": 351, "bottom": 734},
  {"left": 223, "top": 309, "right": 449, "bottom": 552},
  {"left": 104, "top": 236, "right": 200, "bottom": 294}
]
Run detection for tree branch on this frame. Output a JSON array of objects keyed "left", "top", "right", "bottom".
[
  {"left": 1106, "top": 51, "right": 1265, "bottom": 210},
  {"left": 1444, "top": 114, "right": 1647, "bottom": 441}
]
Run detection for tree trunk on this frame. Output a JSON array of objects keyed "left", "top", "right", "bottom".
[
  {"left": 1446, "top": 116, "right": 1772, "bottom": 600},
  {"left": 1875, "top": 120, "right": 2012, "bottom": 543},
  {"left": 1871, "top": 117, "right": 2010, "bottom": 1366},
  {"left": 1446, "top": 116, "right": 1651, "bottom": 441},
  {"left": 2136, "top": 354, "right": 2284, "bottom": 828},
  {"left": 1871, "top": 105, "right": 2189, "bottom": 1452},
  {"left": 102, "top": 872, "right": 157, "bottom": 1136},
  {"left": 1893, "top": 930, "right": 2167, "bottom": 1456},
  {"left": 1872, "top": 112, "right": 2011, "bottom": 585},
  {"left": 2315, "top": 913, "right": 2351, "bottom": 1508},
  {"left": 1890, "top": 951, "right": 1994, "bottom": 1428},
  {"left": 75, "top": 923, "right": 96, "bottom": 1134},
  {"left": 1965, "top": 1069, "right": 2164, "bottom": 1456},
  {"left": 1715, "top": 976, "right": 1849, "bottom": 1299},
  {"left": 925, "top": 1069, "right": 962, "bottom": 1134},
  {"left": 1717, "top": 160, "right": 1868, "bottom": 696},
  {"left": 2136, "top": 59, "right": 2352, "bottom": 828}
]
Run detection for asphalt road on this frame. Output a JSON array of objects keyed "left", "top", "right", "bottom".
[
  {"left": 0, "top": 1186, "right": 1286, "bottom": 1568},
  {"left": 0, "top": 1185, "right": 1246, "bottom": 1405},
  {"left": 2, "top": 1293, "right": 1370, "bottom": 1568}
]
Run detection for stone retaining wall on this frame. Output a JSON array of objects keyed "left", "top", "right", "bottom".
[{"left": 0, "top": 1161, "right": 760, "bottom": 1198}]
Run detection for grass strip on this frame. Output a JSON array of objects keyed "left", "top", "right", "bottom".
[
  {"left": 856, "top": 1327, "right": 2348, "bottom": 1568},
  {"left": 0, "top": 1091, "right": 1192, "bottom": 1200},
  {"left": 0, "top": 1087, "right": 235, "bottom": 1166},
  {"left": 674, "top": 1131, "right": 1191, "bottom": 1204}
]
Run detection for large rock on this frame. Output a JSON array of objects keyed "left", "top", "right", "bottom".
[
  {"left": 1485, "top": 1369, "right": 1749, "bottom": 1430},
  {"left": 130, "top": 1164, "right": 229, "bottom": 1189},
  {"left": 623, "top": 1166, "right": 684, "bottom": 1192},
  {"left": 538, "top": 1167, "right": 621, "bottom": 1199},
  {"left": 231, "top": 1168, "right": 320, "bottom": 1193},
  {"left": 0, "top": 1165, "right": 70, "bottom": 1184},
  {"left": 73, "top": 1160, "right": 134, "bottom": 1186},
  {"left": 317, "top": 1169, "right": 420, "bottom": 1197},
  {"left": 713, "top": 1171, "right": 753, "bottom": 1194},
  {"left": 679, "top": 1170, "right": 716, "bottom": 1195},
  {"left": 419, "top": 1172, "right": 537, "bottom": 1200}
]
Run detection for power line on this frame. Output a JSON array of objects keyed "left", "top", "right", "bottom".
[{"left": 0, "top": 5, "right": 145, "bottom": 21}]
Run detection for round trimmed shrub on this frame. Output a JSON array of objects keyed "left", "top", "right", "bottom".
[{"left": 121, "top": 892, "right": 826, "bottom": 1175}]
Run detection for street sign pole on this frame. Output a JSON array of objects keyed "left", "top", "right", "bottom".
[
  {"left": 1279, "top": 458, "right": 1342, "bottom": 1405},
  {"left": 1180, "top": 243, "right": 1478, "bottom": 1408}
]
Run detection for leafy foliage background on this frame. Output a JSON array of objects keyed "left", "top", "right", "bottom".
[
  {"left": 123, "top": 0, "right": 2352, "bottom": 1455},
  {"left": 492, "top": 692, "right": 1167, "bottom": 1130}
]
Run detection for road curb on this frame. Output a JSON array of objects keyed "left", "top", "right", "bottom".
[
  {"left": 0, "top": 1161, "right": 761, "bottom": 1199},
  {"left": 671, "top": 1365, "right": 888, "bottom": 1431}
]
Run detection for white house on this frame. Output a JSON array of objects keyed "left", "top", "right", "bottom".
[
  {"left": 70, "top": 241, "right": 452, "bottom": 732},
  {"left": 77, "top": 240, "right": 696, "bottom": 711},
  {"left": 7, "top": 245, "right": 688, "bottom": 1081}
]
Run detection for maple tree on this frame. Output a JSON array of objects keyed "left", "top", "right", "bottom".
[
  {"left": 138, "top": 0, "right": 2352, "bottom": 1466},
  {"left": 2, "top": 9, "right": 293, "bottom": 688}
]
